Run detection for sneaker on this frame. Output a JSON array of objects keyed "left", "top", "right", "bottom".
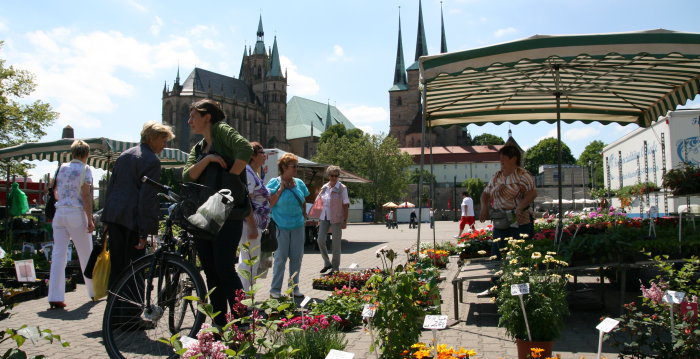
[
  {"left": 269, "top": 291, "right": 282, "bottom": 299},
  {"left": 320, "top": 265, "right": 332, "bottom": 274},
  {"left": 476, "top": 289, "right": 491, "bottom": 298}
]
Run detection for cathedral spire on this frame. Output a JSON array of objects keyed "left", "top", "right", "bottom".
[
  {"left": 268, "top": 36, "right": 282, "bottom": 77},
  {"left": 391, "top": 9, "right": 408, "bottom": 89},
  {"left": 414, "top": 0, "right": 428, "bottom": 61},
  {"left": 175, "top": 65, "right": 180, "bottom": 85},
  {"left": 239, "top": 45, "right": 247, "bottom": 79},
  {"left": 324, "top": 101, "right": 333, "bottom": 131},
  {"left": 440, "top": 2, "right": 448, "bottom": 53},
  {"left": 253, "top": 15, "right": 266, "bottom": 55}
]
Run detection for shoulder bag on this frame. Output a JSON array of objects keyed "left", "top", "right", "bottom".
[
  {"left": 260, "top": 219, "right": 278, "bottom": 252},
  {"left": 45, "top": 165, "right": 61, "bottom": 220},
  {"left": 490, "top": 208, "right": 516, "bottom": 230},
  {"left": 194, "top": 146, "right": 252, "bottom": 221}
]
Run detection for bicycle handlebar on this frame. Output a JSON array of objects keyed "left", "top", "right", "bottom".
[{"left": 141, "top": 176, "right": 181, "bottom": 202}]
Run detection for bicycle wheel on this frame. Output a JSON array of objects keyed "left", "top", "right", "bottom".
[{"left": 102, "top": 253, "right": 206, "bottom": 359}]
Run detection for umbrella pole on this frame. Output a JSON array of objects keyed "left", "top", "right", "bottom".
[
  {"left": 429, "top": 122, "right": 436, "bottom": 249},
  {"left": 417, "top": 81, "right": 427, "bottom": 252},
  {"left": 555, "top": 65, "right": 564, "bottom": 244}
]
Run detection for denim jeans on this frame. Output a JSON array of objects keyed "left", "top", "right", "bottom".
[{"left": 270, "top": 226, "right": 305, "bottom": 295}]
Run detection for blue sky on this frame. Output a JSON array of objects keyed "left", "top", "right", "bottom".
[{"left": 1, "top": 0, "right": 699, "bottom": 179}]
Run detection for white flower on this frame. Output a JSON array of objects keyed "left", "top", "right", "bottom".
[
  {"left": 489, "top": 255, "right": 498, "bottom": 260},
  {"left": 519, "top": 233, "right": 529, "bottom": 239},
  {"left": 525, "top": 244, "right": 534, "bottom": 250},
  {"left": 509, "top": 259, "right": 518, "bottom": 265},
  {"left": 494, "top": 270, "right": 503, "bottom": 276},
  {"left": 546, "top": 251, "right": 557, "bottom": 255},
  {"left": 565, "top": 274, "right": 574, "bottom": 281},
  {"left": 514, "top": 271, "right": 523, "bottom": 277},
  {"left": 531, "top": 252, "right": 542, "bottom": 260},
  {"left": 477, "top": 250, "right": 487, "bottom": 255},
  {"left": 519, "top": 267, "right": 529, "bottom": 272}
]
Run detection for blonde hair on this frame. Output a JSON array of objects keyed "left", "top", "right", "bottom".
[
  {"left": 278, "top": 153, "right": 298, "bottom": 174},
  {"left": 70, "top": 140, "right": 90, "bottom": 159},
  {"left": 140, "top": 121, "right": 175, "bottom": 144},
  {"left": 325, "top": 165, "right": 341, "bottom": 178}
]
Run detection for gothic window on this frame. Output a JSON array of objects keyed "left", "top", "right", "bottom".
[
  {"left": 257, "top": 66, "right": 262, "bottom": 79},
  {"left": 397, "top": 97, "right": 402, "bottom": 106}
]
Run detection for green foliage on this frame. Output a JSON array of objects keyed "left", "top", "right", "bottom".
[
  {"left": 282, "top": 324, "right": 347, "bottom": 359},
  {"left": 408, "top": 168, "right": 435, "bottom": 185},
  {"left": 310, "top": 287, "right": 368, "bottom": 329},
  {"left": 461, "top": 178, "right": 486, "bottom": 205},
  {"left": 576, "top": 140, "right": 606, "bottom": 189},
  {"left": 0, "top": 325, "right": 69, "bottom": 359},
  {"left": 662, "top": 162, "right": 700, "bottom": 195},
  {"left": 318, "top": 124, "right": 363, "bottom": 145},
  {"left": 314, "top": 133, "right": 413, "bottom": 219},
  {"left": 0, "top": 41, "right": 59, "bottom": 177},
  {"left": 523, "top": 137, "right": 576, "bottom": 175},
  {"left": 472, "top": 133, "right": 505, "bottom": 146},
  {"left": 496, "top": 238, "right": 570, "bottom": 341}
]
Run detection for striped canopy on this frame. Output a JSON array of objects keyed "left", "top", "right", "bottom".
[
  {"left": 0, "top": 137, "right": 189, "bottom": 169},
  {"left": 419, "top": 29, "right": 700, "bottom": 127}
]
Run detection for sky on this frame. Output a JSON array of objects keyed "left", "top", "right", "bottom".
[{"left": 1, "top": 0, "right": 699, "bottom": 180}]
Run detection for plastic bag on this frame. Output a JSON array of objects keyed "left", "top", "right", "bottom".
[
  {"left": 8, "top": 182, "right": 29, "bottom": 217},
  {"left": 187, "top": 189, "right": 234, "bottom": 236},
  {"left": 92, "top": 239, "right": 110, "bottom": 300}
]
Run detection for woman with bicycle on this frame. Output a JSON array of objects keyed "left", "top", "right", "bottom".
[
  {"left": 237, "top": 141, "right": 270, "bottom": 291},
  {"left": 183, "top": 99, "right": 252, "bottom": 327},
  {"left": 266, "top": 153, "right": 309, "bottom": 299}
]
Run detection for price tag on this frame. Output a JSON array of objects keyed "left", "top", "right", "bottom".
[
  {"left": 362, "top": 304, "right": 377, "bottom": 318},
  {"left": 14, "top": 259, "right": 36, "bottom": 282},
  {"left": 349, "top": 263, "right": 359, "bottom": 269},
  {"left": 325, "top": 349, "right": 355, "bottom": 359},
  {"left": 681, "top": 302, "right": 698, "bottom": 322},
  {"left": 179, "top": 335, "right": 197, "bottom": 348},
  {"left": 422, "top": 315, "right": 448, "bottom": 329},
  {"left": 510, "top": 283, "right": 530, "bottom": 296},
  {"left": 662, "top": 290, "right": 685, "bottom": 304},
  {"left": 300, "top": 296, "right": 311, "bottom": 308},
  {"left": 595, "top": 317, "right": 620, "bottom": 333}
]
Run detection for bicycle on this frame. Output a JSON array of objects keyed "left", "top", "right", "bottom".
[{"left": 102, "top": 177, "right": 209, "bottom": 359}]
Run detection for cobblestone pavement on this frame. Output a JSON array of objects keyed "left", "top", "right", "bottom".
[{"left": 1, "top": 220, "right": 621, "bottom": 358}]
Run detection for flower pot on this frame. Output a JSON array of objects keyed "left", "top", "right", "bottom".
[{"left": 515, "top": 339, "right": 553, "bottom": 359}]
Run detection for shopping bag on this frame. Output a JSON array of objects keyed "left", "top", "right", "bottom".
[
  {"left": 260, "top": 219, "right": 278, "bottom": 252},
  {"left": 92, "top": 239, "right": 111, "bottom": 300},
  {"left": 186, "top": 189, "right": 235, "bottom": 237},
  {"left": 84, "top": 233, "right": 106, "bottom": 279}
]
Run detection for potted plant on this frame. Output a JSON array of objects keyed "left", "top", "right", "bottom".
[
  {"left": 662, "top": 162, "right": 700, "bottom": 196},
  {"left": 495, "top": 237, "right": 570, "bottom": 359}
]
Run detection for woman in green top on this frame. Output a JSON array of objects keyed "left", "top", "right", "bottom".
[{"left": 183, "top": 98, "right": 253, "bottom": 327}]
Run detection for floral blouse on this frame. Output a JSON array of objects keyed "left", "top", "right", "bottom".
[
  {"left": 245, "top": 165, "right": 271, "bottom": 229},
  {"left": 55, "top": 160, "right": 92, "bottom": 208}
]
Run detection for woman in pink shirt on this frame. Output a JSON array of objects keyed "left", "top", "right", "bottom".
[{"left": 309, "top": 166, "right": 349, "bottom": 274}]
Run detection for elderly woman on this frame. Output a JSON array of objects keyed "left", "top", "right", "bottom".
[
  {"left": 183, "top": 99, "right": 252, "bottom": 327},
  {"left": 237, "top": 142, "right": 271, "bottom": 291},
  {"left": 48, "top": 140, "right": 95, "bottom": 309},
  {"left": 478, "top": 145, "right": 537, "bottom": 259},
  {"left": 309, "top": 165, "right": 349, "bottom": 274},
  {"left": 266, "top": 153, "right": 309, "bottom": 298}
]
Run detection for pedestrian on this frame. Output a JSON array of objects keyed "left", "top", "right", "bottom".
[
  {"left": 48, "top": 140, "right": 96, "bottom": 309},
  {"left": 309, "top": 165, "right": 350, "bottom": 274},
  {"left": 429, "top": 208, "right": 435, "bottom": 229},
  {"left": 409, "top": 209, "right": 417, "bottom": 229},
  {"left": 183, "top": 99, "right": 253, "bottom": 327},
  {"left": 237, "top": 142, "right": 271, "bottom": 291},
  {"left": 456, "top": 192, "right": 476, "bottom": 238},
  {"left": 267, "top": 153, "right": 309, "bottom": 298}
]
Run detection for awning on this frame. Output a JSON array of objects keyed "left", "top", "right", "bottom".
[{"left": 0, "top": 137, "right": 189, "bottom": 169}]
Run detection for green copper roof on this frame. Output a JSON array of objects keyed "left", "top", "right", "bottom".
[
  {"left": 286, "top": 96, "right": 356, "bottom": 140},
  {"left": 391, "top": 13, "right": 407, "bottom": 90},
  {"left": 414, "top": 0, "right": 428, "bottom": 61},
  {"left": 268, "top": 36, "right": 282, "bottom": 77},
  {"left": 253, "top": 15, "right": 266, "bottom": 55},
  {"left": 440, "top": 5, "right": 448, "bottom": 53}
]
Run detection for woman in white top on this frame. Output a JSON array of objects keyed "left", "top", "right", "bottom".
[
  {"left": 48, "top": 140, "right": 95, "bottom": 309},
  {"left": 308, "top": 166, "right": 349, "bottom": 274}
]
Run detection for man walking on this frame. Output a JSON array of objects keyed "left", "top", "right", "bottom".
[{"left": 456, "top": 192, "right": 475, "bottom": 238}]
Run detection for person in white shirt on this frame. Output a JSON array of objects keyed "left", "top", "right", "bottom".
[{"left": 457, "top": 191, "right": 476, "bottom": 237}]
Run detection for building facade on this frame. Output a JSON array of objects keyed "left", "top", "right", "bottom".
[
  {"left": 389, "top": 1, "right": 466, "bottom": 147},
  {"left": 161, "top": 16, "right": 288, "bottom": 153}
]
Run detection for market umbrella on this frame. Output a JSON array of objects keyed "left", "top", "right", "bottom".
[
  {"left": 382, "top": 202, "right": 399, "bottom": 208},
  {"left": 397, "top": 201, "right": 416, "bottom": 208},
  {"left": 0, "top": 137, "right": 189, "bottom": 170},
  {"left": 419, "top": 29, "right": 700, "bottom": 241}
]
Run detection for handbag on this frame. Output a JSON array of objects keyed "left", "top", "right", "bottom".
[
  {"left": 260, "top": 219, "right": 278, "bottom": 252},
  {"left": 186, "top": 189, "right": 234, "bottom": 236},
  {"left": 490, "top": 208, "right": 516, "bottom": 230},
  {"left": 83, "top": 234, "right": 106, "bottom": 279},
  {"left": 45, "top": 166, "right": 61, "bottom": 220},
  {"left": 92, "top": 234, "right": 111, "bottom": 300}
]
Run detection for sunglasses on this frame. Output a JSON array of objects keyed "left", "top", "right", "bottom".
[{"left": 329, "top": 174, "right": 339, "bottom": 177}]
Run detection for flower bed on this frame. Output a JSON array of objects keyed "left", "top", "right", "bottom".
[
  {"left": 312, "top": 269, "right": 380, "bottom": 291},
  {"left": 456, "top": 228, "right": 492, "bottom": 259},
  {"left": 408, "top": 248, "right": 450, "bottom": 269}
]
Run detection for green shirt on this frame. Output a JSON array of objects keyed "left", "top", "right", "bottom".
[{"left": 182, "top": 122, "right": 253, "bottom": 182}]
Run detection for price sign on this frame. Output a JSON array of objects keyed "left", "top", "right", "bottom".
[
  {"left": 362, "top": 304, "right": 377, "bottom": 318},
  {"left": 510, "top": 283, "right": 530, "bottom": 296},
  {"left": 681, "top": 302, "right": 698, "bottom": 322},
  {"left": 422, "top": 315, "right": 448, "bottom": 329},
  {"left": 325, "top": 349, "right": 355, "bottom": 359},
  {"left": 662, "top": 290, "right": 685, "bottom": 304},
  {"left": 349, "top": 263, "right": 359, "bottom": 269},
  {"left": 300, "top": 296, "right": 311, "bottom": 308},
  {"left": 595, "top": 317, "right": 620, "bottom": 333}
]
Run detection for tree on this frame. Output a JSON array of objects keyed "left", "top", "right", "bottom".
[
  {"left": 314, "top": 133, "right": 413, "bottom": 218},
  {"left": 461, "top": 178, "right": 486, "bottom": 205},
  {"left": 472, "top": 133, "right": 505, "bottom": 146},
  {"left": 319, "top": 124, "right": 363, "bottom": 144},
  {"left": 408, "top": 168, "right": 436, "bottom": 185},
  {"left": 524, "top": 138, "right": 576, "bottom": 175},
  {"left": 0, "top": 41, "right": 58, "bottom": 176},
  {"left": 577, "top": 140, "right": 606, "bottom": 189}
]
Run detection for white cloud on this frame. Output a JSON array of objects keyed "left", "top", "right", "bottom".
[
  {"left": 338, "top": 104, "right": 389, "bottom": 135},
  {"left": 564, "top": 127, "right": 600, "bottom": 142},
  {"left": 327, "top": 45, "right": 351, "bottom": 62},
  {"left": 187, "top": 25, "right": 218, "bottom": 37},
  {"left": 125, "top": 0, "right": 148, "bottom": 13},
  {"left": 494, "top": 27, "right": 517, "bottom": 38},
  {"left": 0, "top": 19, "right": 8, "bottom": 33},
  {"left": 14, "top": 28, "right": 202, "bottom": 129},
  {"left": 534, "top": 128, "right": 557, "bottom": 144},
  {"left": 150, "top": 16, "right": 163, "bottom": 36},
  {"left": 280, "top": 55, "right": 320, "bottom": 96}
]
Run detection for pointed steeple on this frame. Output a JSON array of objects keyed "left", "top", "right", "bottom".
[
  {"left": 239, "top": 45, "right": 247, "bottom": 79},
  {"left": 440, "top": 2, "right": 448, "bottom": 53},
  {"left": 253, "top": 15, "right": 266, "bottom": 55},
  {"left": 414, "top": 0, "right": 428, "bottom": 61},
  {"left": 324, "top": 101, "right": 333, "bottom": 131},
  {"left": 390, "top": 10, "right": 408, "bottom": 91},
  {"left": 268, "top": 36, "right": 283, "bottom": 77},
  {"left": 175, "top": 65, "right": 180, "bottom": 86}
]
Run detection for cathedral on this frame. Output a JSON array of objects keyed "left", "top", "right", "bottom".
[
  {"left": 389, "top": 0, "right": 467, "bottom": 147},
  {"left": 161, "top": 16, "right": 288, "bottom": 153}
]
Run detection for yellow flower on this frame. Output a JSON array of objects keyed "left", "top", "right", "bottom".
[
  {"left": 489, "top": 255, "right": 498, "bottom": 260},
  {"left": 531, "top": 252, "right": 542, "bottom": 259},
  {"left": 477, "top": 250, "right": 487, "bottom": 255},
  {"left": 525, "top": 244, "right": 534, "bottom": 250},
  {"left": 514, "top": 271, "right": 523, "bottom": 277},
  {"left": 546, "top": 251, "right": 557, "bottom": 255},
  {"left": 565, "top": 274, "right": 574, "bottom": 281},
  {"left": 530, "top": 347, "right": 545, "bottom": 358},
  {"left": 510, "top": 259, "right": 518, "bottom": 265}
]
